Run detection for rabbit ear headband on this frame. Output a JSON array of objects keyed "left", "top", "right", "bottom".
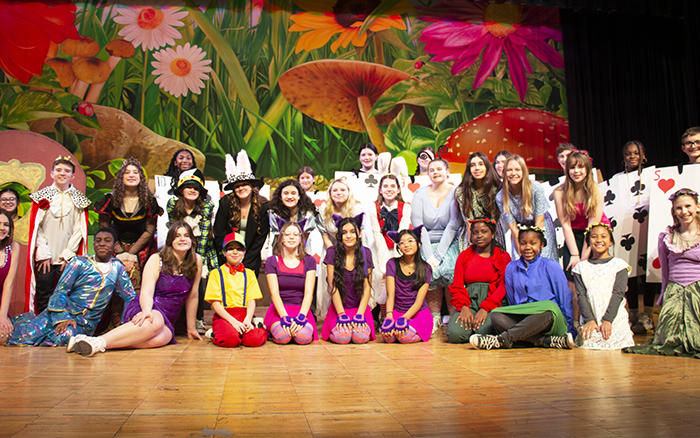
[
  {"left": 386, "top": 225, "right": 424, "bottom": 244},
  {"left": 331, "top": 212, "right": 364, "bottom": 229}
]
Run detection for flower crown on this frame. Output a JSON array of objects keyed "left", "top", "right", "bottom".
[
  {"left": 517, "top": 224, "right": 546, "bottom": 234},
  {"left": 469, "top": 217, "right": 497, "bottom": 226},
  {"left": 585, "top": 222, "right": 613, "bottom": 236},
  {"left": 669, "top": 188, "right": 699, "bottom": 201},
  {"left": 121, "top": 156, "right": 142, "bottom": 168},
  {"left": 571, "top": 149, "right": 593, "bottom": 163}
]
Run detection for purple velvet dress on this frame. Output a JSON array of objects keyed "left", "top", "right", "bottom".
[
  {"left": 0, "top": 245, "right": 11, "bottom": 300},
  {"left": 123, "top": 271, "right": 193, "bottom": 343}
]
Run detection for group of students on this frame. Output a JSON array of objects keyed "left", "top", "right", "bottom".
[{"left": 0, "top": 127, "right": 700, "bottom": 359}]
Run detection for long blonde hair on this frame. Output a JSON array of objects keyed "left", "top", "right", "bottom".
[
  {"left": 322, "top": 178, "right": 358, "bottom": 225},
  {"left": 502, "top": 155, "right": 533, "bottom": 219},
  {"left": 562, "top": 151, "right": 598, "bottom": 220}
]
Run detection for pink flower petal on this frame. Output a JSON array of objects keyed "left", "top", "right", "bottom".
[
  {"left": 524, "top": 35, "right": 565, "bottom": 68},
  {"left": 474, "top": 37, "right": 503, "bottom": 88},
  {"left": 504, "top": 39, "right": 528, "bottom": 102}
]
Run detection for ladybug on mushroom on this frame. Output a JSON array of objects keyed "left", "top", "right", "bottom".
[{"left": 440, "top": 108, "right": 570, "bottom": 175}]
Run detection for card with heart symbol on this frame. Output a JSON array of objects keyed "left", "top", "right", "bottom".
[
  {"left": 600, "top": 167, "right": 655, "bottom": 278},
  {"left": 646, "top": 163, "right": 700, "bottom": 282},
  {"left": 540, "top": 175, "right": 566, "bottom": 267}
]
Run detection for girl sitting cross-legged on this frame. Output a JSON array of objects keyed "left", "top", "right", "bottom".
[{"left": 469, "top": 225, "right": 574, "bottom": 350}]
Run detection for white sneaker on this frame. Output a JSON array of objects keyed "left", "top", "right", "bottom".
[
  {"left": 196, "top": 319, "right": 207, "bottom": 334},
  {"left": 74, "top": 336, "right": 106, "bottom": 357},
  {"left": 204, "top": 328, "right": 213, "bottom": 340},
  {"left": 442, "top": 315, "right": 450, "bottom": 326},
  {"left": 469, "top": 334, "right": 503, "bottom": 350},
  {"left": 432, "top": 315, "right": 441, "bottom": 335},
  {"left": 66, "top": 334, "right": 88, "bottom": 353}
]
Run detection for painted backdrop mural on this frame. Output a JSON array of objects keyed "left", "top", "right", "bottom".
[{"left": 0, "top": 0, "right": 567, "bottom": 198}]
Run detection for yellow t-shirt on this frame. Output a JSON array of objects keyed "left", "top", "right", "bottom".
[{"left": 205, "top": 267, "right": 262, "bottom": 308}]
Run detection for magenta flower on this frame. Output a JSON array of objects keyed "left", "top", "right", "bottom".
[{"left": 419, "top": 2, "right": 564, "bottom": 102}]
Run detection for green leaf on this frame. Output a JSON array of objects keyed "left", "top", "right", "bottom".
[
  {"left": 539, "top": 84, "right": 553, "bottom": 106},
  {"left": 368, "top": 79, "right": 413, "bottom": 119},
  {"left": 399, "top": 76, "right": 458, "bottom": 110},
  {"left": 435, "top": 128, "right": 455, "bottom": 150},
  {"left": 524, "top": 83, "right": 543, "bottom": 106},
  {"left": 357, "top": 0, "right": 401, "bottom": 38},
  {"left": 384, "top": 106, "right": 413, "bottom": 153},
  {"left": 397, "top": 150, "right": 418, "bottom": 174},
  {"left": 85, "top": 177, "right": 95, "bottom": 188},
  {"left": 27, "top": 65, "right": 62, "bottom": 90},
  {"left": 1, "top": 91, "right": 70, "bottom": 126},
  {"left": 187, "top": 4, "right": 260, "bottom": 127},
  {"left": 108, "top": 159, "right": 126, "bottom": 177},
  {"left": 376, "top": 30, "right": 415, "bottom": 53},
  {"left": 87, "top": 170, "right": 106, "bottom": 180},
  {"left": 53, "top": 119, "right": 80, "bottom": 154},
  {"left": 53, "top": 92, "right": 103, "bottom": 131}
]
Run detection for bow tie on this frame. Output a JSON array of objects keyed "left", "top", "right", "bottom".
[
  {"left": 379, "top": 206, "right": 399, "bottom": 232},
  {"left": 227, "top": 263, "right": 245, "bottom": 274}
]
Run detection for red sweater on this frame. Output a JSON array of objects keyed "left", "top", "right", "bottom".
[{"left": 448, "top": 246, "right": 511, "bottom": 312}]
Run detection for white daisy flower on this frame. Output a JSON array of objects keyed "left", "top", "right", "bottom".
[
  {"left": 151, "top": 43, "right": 213, "bottom": 98},
  {"left": 114, "top": 5, "right": 188, "bottom": 52}
]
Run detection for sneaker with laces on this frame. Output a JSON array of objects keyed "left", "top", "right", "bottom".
[
  {"left": 66, "top": 334, "right": 88, "bottom": 353},
  {"left": 638, "top": 313, "right": 655, "bottom": 332},
  {"left": 73, "top": 336, "right": 106, "bottom": 357},
  {"left": 204, "top": 328, "right": 213, "bottom": 340},
  {"left": 196, "top": 319, "right": 207, "bottom": 334},
  {"left": 469, "top": 334, "right": 503, "bottom": 350},
  {"left": 547, "top": 333, "right": 574, "bottom": 349}
]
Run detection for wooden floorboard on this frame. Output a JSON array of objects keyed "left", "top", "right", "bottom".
[{"left": 1, "top": 314, "right": 699, "bottom": 438}]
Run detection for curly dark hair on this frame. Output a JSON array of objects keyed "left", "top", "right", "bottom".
[
  {"left": 160, "top": 221, "right": 199, "bottom": 280},
  {"left": 112, "top": 158, "right": 155, "bottom": 210},
  {"left": 458, "top": 152, "right": 501, "bottom": 221},
  {"left": 228, "top": 184, "right": 267, "bottom": 234},
  {"left": 332, "top": 217, "right": 368, "bottom": 304},
  {"left": 268, "top": 179, "right": 317, "bottom": 220},
  {"left": 164, "top": 149, "right": 197, "bottom": 193},
  {"left": 469, "top": 217, "right": 504, "bottom": 254}
]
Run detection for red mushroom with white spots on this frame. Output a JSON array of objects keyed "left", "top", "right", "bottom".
[{"left": 441, "top": 108, "right": 569, "bottom": 174}]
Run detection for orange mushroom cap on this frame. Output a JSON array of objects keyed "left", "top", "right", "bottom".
[
  {"left": 72, "top": 57, "right": 110, "bottom": 84},
  {"left": 62, "top": 36, "right": 100, "bottom": 58},
  {"left": 105, "top": 39, "right": 135, "bottom": 59},
  {"left": 279, "top": 60, "right": 412, "bottom": 132},
  {"left": 45, "top": 58, "right": 76, "bottom": 88}
]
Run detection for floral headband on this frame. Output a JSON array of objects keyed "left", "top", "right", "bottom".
[
  {"left": 669, "top": 188, "right": 699, "bottom": 201},
  {"left": 469, "top": 218, "right": 497, "bottom": 226},
  {"left": 571, "top": 149, "right": 593, "bottom": 163},
  {"left": 517, "top": 224, "right": 546, "bottom": 235},
  {"left": 585, "top": 222, "right": 613, "bottom": 236},
  {"left": 121, "top": 156, "right": 142, "bottom": 168}
]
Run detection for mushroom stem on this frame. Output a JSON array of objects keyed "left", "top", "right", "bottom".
[
  {"left": 73, "top": 80, "right": 89, "bottom": 100},
  {"left": 357, "top": 95, "right": 386, "bottom": 152},
  {"left": 85, "top": 56, "right": 121, "bottom": 103}
]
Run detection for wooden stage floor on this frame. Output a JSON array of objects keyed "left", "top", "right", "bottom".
[{"left": 1, "top": 321, "right": 699, "bottom": 437}]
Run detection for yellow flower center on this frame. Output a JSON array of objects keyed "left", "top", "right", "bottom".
[
  {"left": 483, "top": 3, "right": 521, "bottom": 38},
  {"left": 170, "top": 58, "right": 192, "bottom": 77},
  {"left": 137, "top": 7, "right": 164, "bottom": 30}
]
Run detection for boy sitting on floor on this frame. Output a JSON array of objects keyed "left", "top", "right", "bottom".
[{"left": 205, "top": 230, "right": 267, "bottom": 348}]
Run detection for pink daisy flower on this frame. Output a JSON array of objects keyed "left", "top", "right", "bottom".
[
  {"left": 151, "top": 43, "right": 212, "bottom": 98},
  {"left": 419, "top": 1, "right": 564, "bottom": 102},
  {"left": 114, "top": 4, "right": 188, "bottom": 52}
]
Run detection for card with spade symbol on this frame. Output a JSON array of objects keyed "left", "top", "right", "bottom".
[
  {"left": 599, "top": 167, "right": 655, "bottom": 278},
  {"left": 646, "top": 163, "right": 700, "bottom": 282},
  {"left": 541, "top": 175, "right": 566, "bottom": 267}
]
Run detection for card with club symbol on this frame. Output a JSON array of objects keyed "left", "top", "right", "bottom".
[
  {"left": 599, "top": 167, "right": 654, "bottom": 278},
  {"left": 335, "top": 171, "right": 461, "bottom": 204},
  {"left": 646, "top": 163, "right": 700, "bottom": 282}
]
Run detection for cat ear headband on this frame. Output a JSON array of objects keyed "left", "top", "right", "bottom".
[
  {"left": 274, "top": 215, "right": 309, "bottom": 233},
  {"left": 386, "top": 225, "right": 424, "bottom": 244},
  {"left": 331, "top": 212, "right": 364, "bottom": 229}
]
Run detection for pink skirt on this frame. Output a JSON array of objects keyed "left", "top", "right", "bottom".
[
  {"left": 394, "top": 307, "right": 432, "bottom": 342},
  {"left": 321, "top": 305, "right": 376, "bottom": 341},
  {"left": 264, "top": 304, "right": 318, "bottom": 341}
]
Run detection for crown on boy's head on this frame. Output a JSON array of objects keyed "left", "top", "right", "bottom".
[{"left": 54, "top": 155, "right": 74, "bottom": 165}]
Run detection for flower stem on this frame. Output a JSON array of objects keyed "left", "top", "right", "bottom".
[
  {"left": 141, "top": 51, "right": 147, "bottom": 124},
  {"left": 373, "top": 34, "right": 384, "bottom": 65},
  {"left": 176, "top": 95, "right": 181, "bottom": 141},
  {"left": 357, "top": 95, "right": 386, "bottom": 152}
]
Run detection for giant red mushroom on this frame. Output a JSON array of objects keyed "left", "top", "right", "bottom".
[
  {"left": 279, "top": 60, "right": 413, "bottom": 152},
  {"left": 441, "top": 108, "right": 570, "bottom": 175}
]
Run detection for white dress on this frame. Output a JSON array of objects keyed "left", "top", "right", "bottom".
[{"left": 573, "top": 258, "right": 635, "bottom": 349}]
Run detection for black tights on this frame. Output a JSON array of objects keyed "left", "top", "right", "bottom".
[
  {"left": 491, "top": 311, "right": 554, "bottom": 347},
  {"left": 626, "top": 275, "right": 658, "bottom": 310}
]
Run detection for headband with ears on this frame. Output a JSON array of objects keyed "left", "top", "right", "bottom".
[
  {"left": 274, "top": 215, "right": 309, "bottom": 233},
  {"left": 331, "top": 212, "right": 364, "bottom": 229},
  {"left": 386, "top": 225, "right": 424, "bottom": 244}
]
